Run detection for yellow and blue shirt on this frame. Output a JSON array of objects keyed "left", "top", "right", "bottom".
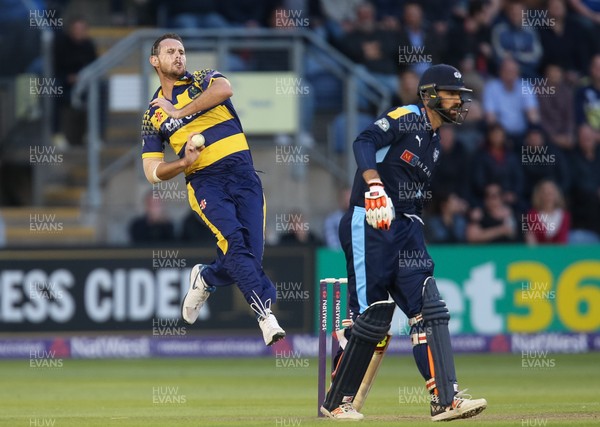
[{"left": 141, "top": 69, "right": 252, "bottom": 176}]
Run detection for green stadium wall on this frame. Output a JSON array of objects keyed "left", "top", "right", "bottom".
[{"left": 316, "top": 245, "right": 600, "bottom": 334}]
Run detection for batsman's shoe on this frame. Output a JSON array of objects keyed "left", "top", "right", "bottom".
[
  {"left": 181, "top": 264, "right": 215, "bottom": 324},
  {"left": 257, "top": 309, "right": 286, "bottom": 346},
  {"left": 430, "top": 390, "right": 487, "bottom": 422},
  {"left": 320, "top": 403, "right": 364, "bottom": 420}
]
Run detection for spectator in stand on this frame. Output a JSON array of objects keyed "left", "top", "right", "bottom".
[
  {"left": 398, "top": 1, "right": 444, "bottom": 77},
  {"left": 339, "top": 2, "right": 401, "bottom": 93},
  {"left": 568, "top": 125, "right": 600, "bottom": 243},
  {"left": 483, "top": 57, "right": 540, "bottom": 147},
  {"left": 129, "top": 191, "right": 176, "bottom": 244},
  {"left": 371, "top": 0, "right": 404, "bottom": 30},
  {"left": 490, "top": 0, "right": 543, "bottom": 78},
  {"left": 521, "top": 124, "right": 570, "bottom": 205},
  {"left": 453, "top": 56, "right": 486, "bottom": 154},
  {"left": 419, "top": 0, "right": 458, "bottom": 37},
  {"left": 444, "top": 0, "right": 493, "bottom": 73},
  {"left": 569, "top": 0, "right": 600, "bottom": 47},
  {"left": 466, "top": 182, "right": 520, "bottom": 243},
  {"left": 539, "top": 0, "right": 594, "bottom": 82},
  {"left": 449, "top": 0, "right": 502, "bottom": 26},
  {"left": 302, "top": 1, "right": 346, "bottom": 112},
  {"left": 569, "top": 0, "right": 600, "bottom": 19},
  {"left": 471, "top": 124, "right": 525, "bottom": 212},
  {"left": 460, "top": 64, "right": 487, "bottom": 155},
  {"left": 538, "top": 63, "right": 575, "bottom": 152},
  {"left": 323, "top": 187, "right": 351, "bottom": 250},
  {"left": 458, "top": 55, "right": 486, "bottom": 102},
  {"left": 53, "top": 15, "right": 97, "bottom": 148},
  {"left": 575, "top": 54, "right": 600, "bottom": 136},
  {"left": 391, "top": 69, "right": 421, "bottom": 106},
  {"left": 319, "top": 0, "right": 363, "bottom": 42},
  {"left": 278, "top": 209, "right": 322, "bottom": 245},
  {"left": 425, "top": 191, "right": 468, "bottom": 244},
  {"left": 431, "top": 124, "right": 472, "bottom": 204},
  {"left": 456, "top": 95, "right": 486, "bottom": 154},
  {"left": 524, "top": 180, "right": 570, "bottom": 244}
]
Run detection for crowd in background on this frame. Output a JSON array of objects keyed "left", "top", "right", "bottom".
[
  {"left": 133, "top": 0, "right": 600, "bottom": 247},
  {"left": 2, "top": 0, "right": 600, "bottom": 247}
]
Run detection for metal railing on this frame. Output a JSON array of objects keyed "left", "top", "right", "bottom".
[{"left": 72, "top": 28, "right": 390, "bottom": 209}]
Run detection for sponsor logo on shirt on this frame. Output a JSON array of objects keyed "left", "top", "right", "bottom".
[{"left": 400, "top": 149, "right": 419, "bottom": 166}]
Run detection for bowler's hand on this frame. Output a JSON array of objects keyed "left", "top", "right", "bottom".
[
  {"left": 150, "top": 98, "right": 181, "bottom": 119},
  {"left": 182, "top": 133, "right": 204, "bottom": 167}
]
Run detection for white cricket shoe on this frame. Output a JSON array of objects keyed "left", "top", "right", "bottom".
[
  {"left": 430, "top": 390, "right": 487, "bottom": 422},
  {"left": 320, "top": 403, "right": 364, "bottom": 420},
  {"left": 258, "top": 309, "right": 286, "bottom": 346},
  {"left": 249, "top": 290, "right": 285, "bottom": 346},
  {"left": 181, "top": 264, "right": 215, "bottom": 324}
]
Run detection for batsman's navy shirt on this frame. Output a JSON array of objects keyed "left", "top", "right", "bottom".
[{"left": 350, "top": 103, "right": 441, "bottom": 216}]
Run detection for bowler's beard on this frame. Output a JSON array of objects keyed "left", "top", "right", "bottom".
[{"left": 158, "top": 60, "right": 185, "bottom": 80}]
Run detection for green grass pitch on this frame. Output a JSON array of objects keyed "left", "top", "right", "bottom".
[{"left": 1, "top": 353, "right": 598, "bottom": 426}]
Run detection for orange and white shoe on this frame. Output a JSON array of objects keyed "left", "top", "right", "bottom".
[
  {"left": 430, "top": 390, "right": 487, "bottom": 422},
  {"left": 320, "top": 403, "right": 364, "bottom": 420}
]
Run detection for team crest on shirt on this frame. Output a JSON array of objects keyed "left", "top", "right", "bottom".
[
  {"left": 188, "top": 85, "right": 200, "bottom": 98},
  {"left": 374, "top": 118, "right": 389, "bottom": 131},
  {"left": 433, "top": 148, "right": 439, "bottom": 163},
  {"left": 400, "top": 149, "right": 419, "bottom": 166},
  {"left": 199, "top": 199, "right": 207, "bottom": 210},
  {"left": 154, "top": 110, "right": 163, "bottom": 121}
]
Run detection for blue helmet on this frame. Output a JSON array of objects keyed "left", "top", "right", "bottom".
[{"left": 418, "top": 64, "right": 473, "bottom": 124}]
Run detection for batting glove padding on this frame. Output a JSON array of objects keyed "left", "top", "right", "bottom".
[{"left": 364, "top": 180, "right": 395, "bottom": 230}]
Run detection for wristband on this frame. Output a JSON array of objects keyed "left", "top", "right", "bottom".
[
  {"left": 152, "top": 165, "right": 162, "bottom": 183},
  {"left": 367, "top": 179, "right": 383, "bottom": 187}
]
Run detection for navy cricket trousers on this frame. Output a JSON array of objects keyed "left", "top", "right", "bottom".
[
  {"left": 186, "top": 167, "right": 276, "bottom": 306},
  {"left": 339, "top": 206, "right": 436, "bottom": 384},
  {"left": 339, "top": 206, "right": 434, "bottom": 319}
]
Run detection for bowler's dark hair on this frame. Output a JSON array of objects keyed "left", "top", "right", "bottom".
[{"left": 151, "top": 33, "right": 183, "bottom": 56}]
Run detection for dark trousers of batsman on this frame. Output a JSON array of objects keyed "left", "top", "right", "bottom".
[{"left": 323, "top": 206, "right": 458, "bottom": 411}]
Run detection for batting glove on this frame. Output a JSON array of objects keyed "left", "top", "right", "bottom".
[{"left": 364, "top": 179, "right": 395, "bottom": 230}]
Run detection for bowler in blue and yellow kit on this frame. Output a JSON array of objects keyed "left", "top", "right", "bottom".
[{"left": 141, "top": 33, "right": 285, "bottom": 346}]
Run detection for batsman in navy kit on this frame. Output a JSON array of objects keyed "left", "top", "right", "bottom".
[
  {"left": 321, "top": 65, "right": 487, "bottom": 421},
  {"left": 141, "top": 33, "right": 285, "bottom": 346}
]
